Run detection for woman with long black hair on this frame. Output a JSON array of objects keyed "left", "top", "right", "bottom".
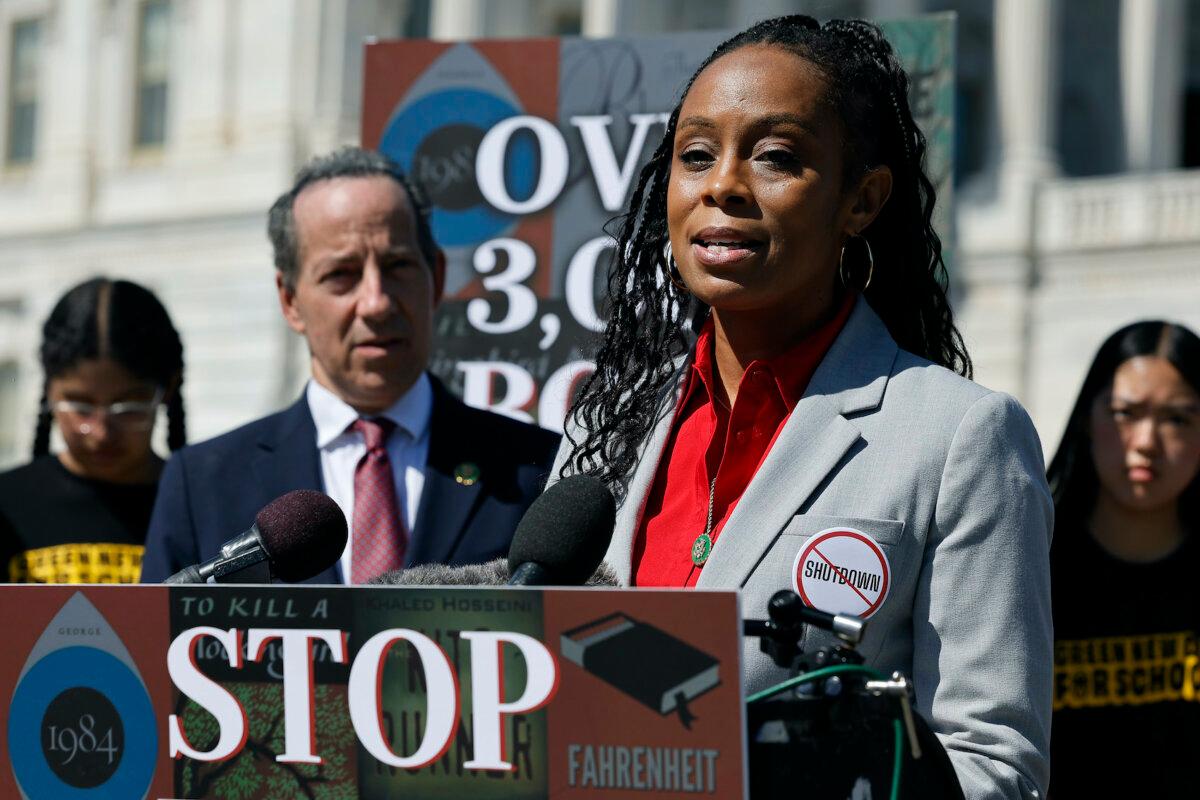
[
  {"left": 1048, "top": 321, "right": 1200, "bottom": 798},
  {"left": 553, "top": 16, "right": 1052, "bottom": 799},
  {"left": 0, "top": 277, "right": 186, "bottom": 583}
]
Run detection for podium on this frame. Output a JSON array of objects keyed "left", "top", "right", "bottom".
[{"left": 0, "top": 584, "right": 747, "bottom": 799}]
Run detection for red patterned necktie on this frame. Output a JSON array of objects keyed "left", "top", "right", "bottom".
[{"left": 350, "top": 417, "right": 407, "bottom": 584}]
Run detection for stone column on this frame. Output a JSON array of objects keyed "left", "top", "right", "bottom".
[
  {"left": 1120, "top": 0, "right": 1185, "bottom": 171},
  {"left": 37, "top": 0, "right": 98, "bottom": 228},
  {"left": 173, "top": 0, "right": 235, "bottom": 155},
  {"left": 582, "top": 0, "right": 620, "bottom": 37},
  {"left": 993, "top": 0, "right": 1061, "bottom": 183},
  {"left": 955, "top": 0, "right": 1062, "bottom": 406},
  {"left": 429, "top": 0, "right": 487, "bottom": 39}
]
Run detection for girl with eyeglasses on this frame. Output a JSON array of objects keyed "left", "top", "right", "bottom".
[
  {"left": 0, "top": 277, "right": 186, "bottom": 583},
  {"left": 1048, "top": 321, "right": 1200, "bottom": 798}
]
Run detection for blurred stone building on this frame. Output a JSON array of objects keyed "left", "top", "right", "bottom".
[{"left": 0, "top": 0, "right": 1196, "bottom": 463}]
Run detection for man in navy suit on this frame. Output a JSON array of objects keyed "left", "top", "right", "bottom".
[{"left": 140, "top": 148, "right": 560, "bottom": 584}]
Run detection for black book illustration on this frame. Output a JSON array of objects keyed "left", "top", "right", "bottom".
[{"left": 561, "top": 612, "right": 720, "bottom": 716}]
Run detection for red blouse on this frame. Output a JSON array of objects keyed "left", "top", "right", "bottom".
[{"left": 631, "top": 294, "right": 856, "bottom": 587}]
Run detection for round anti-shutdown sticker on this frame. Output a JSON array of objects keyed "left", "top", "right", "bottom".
[{"left": 792, "top": 527, "right": 891, "bottom": 619}]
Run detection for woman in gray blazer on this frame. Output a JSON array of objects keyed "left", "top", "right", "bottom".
[{"left": 553, "top": 16, "right": 1052, "bottom": 800}]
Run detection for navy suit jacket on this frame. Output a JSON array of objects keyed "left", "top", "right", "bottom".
[{"left": 140, "top": 378, "right": 561, "bottom": 584}]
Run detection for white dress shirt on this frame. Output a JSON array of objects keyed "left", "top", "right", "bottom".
[{"left": 306, "top": 374, "right": 433, "bottom": 583}]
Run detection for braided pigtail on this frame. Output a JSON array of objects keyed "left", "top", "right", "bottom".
[
  {"left": 166, "top": 377, "right": 187, "bottom": 451},
  {"left": 31, "top": 388, "right": 52, "bottom": 458}
]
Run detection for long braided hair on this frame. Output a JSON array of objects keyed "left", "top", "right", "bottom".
[
  {"left": 564, "top": 15, "right": 970, "bottom": 500},
  {"left": 33, "top": 277, "right": 187, "bottom": 458}
]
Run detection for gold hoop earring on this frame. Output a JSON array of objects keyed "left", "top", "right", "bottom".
[
  {"left": 662, "top": 241, "right": 691, "bottom": 293},
  {"left": 667, "top": 257, "right": 689, "bottom": 293},
  {"left": 839, "top": 235, "right": 874, "bottom": 293}
]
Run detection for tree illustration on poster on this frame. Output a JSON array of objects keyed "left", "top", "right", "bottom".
[
  {"left": 176, "top": 685, "right": 356, "bottom": 799},
  {"left": 361, "top": 16, "right": 955, "bottom": 428}
]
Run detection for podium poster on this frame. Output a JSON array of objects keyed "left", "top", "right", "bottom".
[
  {"left": 361, "top": 15, "right": 954, "bottom": 428},
  {"left": 0, "top": 585, "right": 745, "bottom": 799}
]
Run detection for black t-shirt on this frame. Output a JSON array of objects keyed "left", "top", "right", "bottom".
[
  {"left": 1051, "top": 526, "right": 1200, "bottom": 798},
  {"left": 0, "top": 455, "right": 158, "bottom": 583}
]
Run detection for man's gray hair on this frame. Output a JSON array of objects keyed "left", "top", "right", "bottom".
[{"left": 267, "top": 146, "right": 438, "bottom": 287}]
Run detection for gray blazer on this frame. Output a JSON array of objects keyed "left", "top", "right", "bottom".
[{"left": 552, "top": 299, "right": 1053, "bottom": 800}]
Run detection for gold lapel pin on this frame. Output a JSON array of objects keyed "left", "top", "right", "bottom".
[{"left": 454, "top": 462, "right": 481, "bottom": 486}]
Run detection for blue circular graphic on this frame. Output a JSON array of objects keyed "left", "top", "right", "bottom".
[
  {"left": 9, "top": 647, "right": 157, "bottom": 799},
  {"left": 380, "top": 88, "right": 537, "bottom": 247}
]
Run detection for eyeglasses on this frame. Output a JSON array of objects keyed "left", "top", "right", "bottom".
[{"left": 48, "top": 389, "right": 164, "bottom": 434}]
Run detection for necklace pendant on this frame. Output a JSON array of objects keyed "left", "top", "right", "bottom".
[{"left": 691, "top": 532, "right": 713, "bottom": 566}]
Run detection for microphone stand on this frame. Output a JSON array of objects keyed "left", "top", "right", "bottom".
[
  {"left": 164, "top": 526, "right": 275, "bottom": 584},
  {"left": 742, "top": 591, "right": 963, "bottom": 800},
  {"left": 743, "top": 589, "right": 866, "bottom": 672}
]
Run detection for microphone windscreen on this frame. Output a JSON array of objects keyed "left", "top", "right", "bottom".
[
  {"left": 372, "top": 558, "right": 511, "bottom": 586},
  {"left": 507, "top": 474, "right": 616, "bottom": 585},
  {"left": 370, "top": 558, "right": 622, "bottom": 586},
  {"left": 255, "top": 490, "right": 348, "bottom": 583}
]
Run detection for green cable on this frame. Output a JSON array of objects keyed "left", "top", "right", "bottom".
[
  {"left": 890, "top": 718, "right": 903, "bottom": 800},
  {"left": 747, "top": 663, "right": 905, "bottom": 800},
  {"left": 746, "top": 663, "right": 887, "bottom": 703}
]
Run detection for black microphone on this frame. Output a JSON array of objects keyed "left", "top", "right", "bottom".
[
  {"left": 506, "top": 474, "right": 617, "bottom": 586},
  {"left": 744, "top": 590, "right": 867, "bottom": 647},
  {"left": 164, "top": 490, "right": 348, "bottom": 585}
]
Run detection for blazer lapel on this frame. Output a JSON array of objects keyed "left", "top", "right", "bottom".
[
  {"left": 696, "top": 300, "right": 898, "bottom": 589},
  {"left": 408, "top": 381, "right": 484, "bottom": 566},
  {"left": 697, "top": 397, "right": 860, "bottom": 588},
  {"left": 251, "top": 397, "right": 323, "bottom": 501},
  {"left": 249, "top": 397, "right": 339, "bottom": 584},
  {"left": 604, "top": 367, "right": 691, "bottom": 583}
]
